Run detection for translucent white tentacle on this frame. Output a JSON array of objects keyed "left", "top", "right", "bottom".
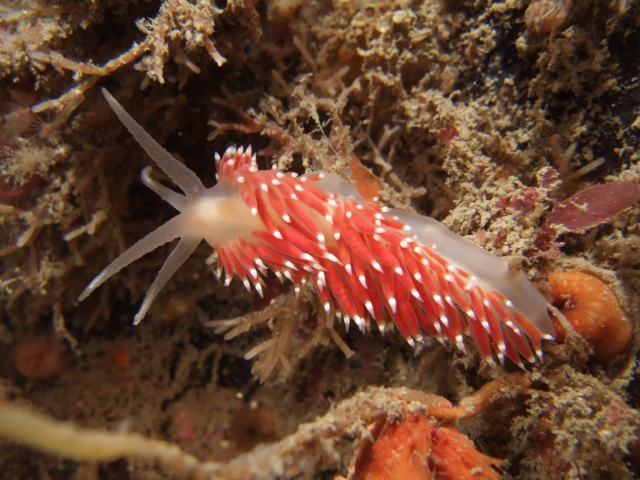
[
  {"left": 78, "top": 214, "right": 189, "bottom": 302},
  {"left": 141, "top": 167, "right": 188, "bottom": 212},
  {"left": 101, "top": 88, "right": 205, "bottom": 199},
  {"left": 133, "top": 236, "right": 200, "bottom": 325}
]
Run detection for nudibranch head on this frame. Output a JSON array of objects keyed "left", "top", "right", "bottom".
[{"left": 79, "top": 88, "right": 554, "bottom": 367}]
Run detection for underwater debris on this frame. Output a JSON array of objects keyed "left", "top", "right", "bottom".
[
  {"left": 548, "top": 270, "right": 631, "bottom": 363},
  {"left": 79, "top": 89, "right": 554, "bottom": 369},
  {"left": 497, "top": 187, "right": 539, "bottom": 214},
  {"left": 437, "top": 126, "right": 459, "bottom": 146},
  {"left": 173, "top": 411, "right": 196, "bottom": 445}
]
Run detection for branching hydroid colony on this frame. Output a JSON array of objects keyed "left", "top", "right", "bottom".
[{"left": 79, "top": 88, "right": 555, "bottom": 367}]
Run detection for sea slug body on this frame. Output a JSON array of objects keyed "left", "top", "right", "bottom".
[{"left": 79, "top": 88, "right": 555, "bottom": 367}]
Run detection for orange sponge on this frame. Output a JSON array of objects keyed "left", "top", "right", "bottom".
[
  {"left": 549, "top": 270, "right": 632, "bottom": 363},
  {"left": 355, "top": 413, "right": 502, "bottom": 480}
]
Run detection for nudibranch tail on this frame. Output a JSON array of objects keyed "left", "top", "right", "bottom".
[{"left": 81, "top": 88, "right": 554, "bottom": 367}]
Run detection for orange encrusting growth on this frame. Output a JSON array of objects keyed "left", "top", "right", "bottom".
[
  {"left": 111, "top": 347, "right": 131, "bottom": 368},
  {"left": 549, "top": 270, "right": 631, "bottom": 362},
  {"left": 354, "top": 413, "right": 503, "bottom": 480},
  {"left": 14, "top": 339, "right": 69, "bottom": 379}
]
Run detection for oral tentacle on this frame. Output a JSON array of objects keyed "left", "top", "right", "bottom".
[{"left": 141, "top": 167, "right": 188, "bottom": 212}]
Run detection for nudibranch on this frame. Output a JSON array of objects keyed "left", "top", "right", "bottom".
[{"left": 79, "top": 88, "right": 555, "bottom": 367}]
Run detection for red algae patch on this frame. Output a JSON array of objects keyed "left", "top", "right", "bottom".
[
  {"left": 549, "top": 271, "right": 632, "bottom": 363},
  {"left": 544, "top": 181, "right": 640, "bottom": 233}
]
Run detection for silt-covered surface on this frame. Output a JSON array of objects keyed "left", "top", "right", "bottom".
[{"left": 0, "top": 0, "right": 639, "bottom": 478}]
